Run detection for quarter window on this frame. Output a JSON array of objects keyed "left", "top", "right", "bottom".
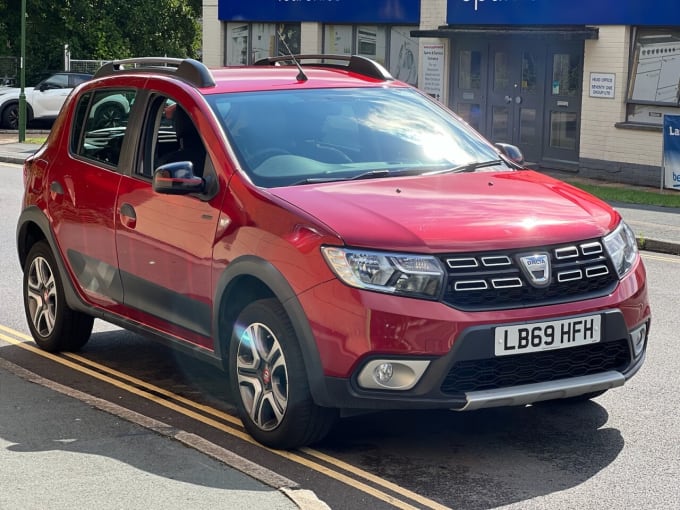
[{"left": 71, "top": 89, "right": 135, "bottom": 168}]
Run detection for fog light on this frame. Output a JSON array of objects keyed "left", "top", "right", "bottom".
[
  {"left": 357, "top": 359, "right": 430, "bottom": 390},
  {"left": 374, "top": 363, "right": 394, "bottom": 384},
  {"left": 630, "top": 322, "right": 648, "bottom": 357}
]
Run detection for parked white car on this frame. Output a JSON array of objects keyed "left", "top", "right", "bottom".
[{"left": 0, "top": 72, "right": 92, "bottom": 129}]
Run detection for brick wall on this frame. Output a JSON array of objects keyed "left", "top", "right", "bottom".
[
  {"left": 201, "top": 0, "right": 222, "bottom": 67},
  {"left": 580, "top": 25, "right": 663, "bottom": 182}
]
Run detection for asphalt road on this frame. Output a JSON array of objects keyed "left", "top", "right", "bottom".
[{"left": 1, "top": 161, "right": 679, "bottom": 509}]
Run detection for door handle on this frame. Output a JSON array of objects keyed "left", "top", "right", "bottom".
[
  {"left": 119, "top": 203, "right": 137, "bottom": 229},
  {"left": 504, "top": 95, "right": 513, "bottom": 104}
]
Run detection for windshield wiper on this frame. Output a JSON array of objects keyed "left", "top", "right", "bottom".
[
  {"left": 427, "top": 159, "right": 505, "bottom": 175},
  {"left": 292, "top": 169, "right": 392, "bottom": 186}
]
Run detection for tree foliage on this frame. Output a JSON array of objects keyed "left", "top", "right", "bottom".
[{"left": 0, "top": 0, "right": 201, "bottom": 84}]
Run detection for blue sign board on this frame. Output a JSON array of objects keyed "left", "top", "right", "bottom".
[
  {"left": 663, "top": 115, "right": 680, "bottom": 191},
  {"left": 219, "top": 0, "right": 421, "bottom": 24},
  {"left": 447, "top": 0, "right": 680, "bottom": 26}
]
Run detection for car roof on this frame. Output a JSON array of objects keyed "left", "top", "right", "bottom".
[
  {"left": 205, "top": 66, "right": 403, "bottom": 94},
  {"left": 93, "top": 56, "right": 408, "bottom": 95}
]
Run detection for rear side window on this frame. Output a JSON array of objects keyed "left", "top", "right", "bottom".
[{"left": 70, "top": 89, "right": 136, "bottom": 168}]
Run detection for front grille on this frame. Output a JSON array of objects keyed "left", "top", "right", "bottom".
[
  {"left": 440, "top": 339, "right": 630, "bottom": 394},
  {"left": 440, "top": 239, "right": 618, "bottom": 311}
]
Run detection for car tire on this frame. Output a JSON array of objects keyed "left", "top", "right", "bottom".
[
  {"left": 2, "top": 102, "right": 19, "bottom": 130},
  {"left": 23, "top": 241, "right": 94, "bottom": 352},
  {"left": 93, "top": 102, "right": 125, "bottom": 129},
  {"left": 229, "top": 298, "right": 338, "bottom": 449}
]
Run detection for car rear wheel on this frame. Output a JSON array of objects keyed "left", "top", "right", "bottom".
[
  {"left": 2, "top": 102, "right": 19, "bottom": 129},
  {"left": 23, "top": 241, "right": 94, "bottom": 352},
  {"left": 229, "top": 298, "right": 337, "bottom": 449}
]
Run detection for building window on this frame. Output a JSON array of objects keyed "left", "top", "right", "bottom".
[
  {"left": 626, "top": 27, "right": 680, "bottom": 126},
  {"left": 323, "top": 25, "right": 419, "bottom": 85},
  {"left": 225, "top": 23, "right": 301, "bottom": 66}
]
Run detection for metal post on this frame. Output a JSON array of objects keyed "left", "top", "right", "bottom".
[{"left": 18, "top": 0, "right": 26, "bottom": 142}]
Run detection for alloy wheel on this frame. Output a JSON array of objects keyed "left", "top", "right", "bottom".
[
  {"left": 236, "top": 322, "right": 289, "bottom": 431},
  {"left": 26, "top": 256, "right": 57, "bottom": 337}
]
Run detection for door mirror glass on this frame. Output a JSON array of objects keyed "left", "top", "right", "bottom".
[{"left": 495, "top": 142, "right": 525, "bottom": 166}]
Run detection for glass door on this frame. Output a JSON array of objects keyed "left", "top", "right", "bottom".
[
  {"left": 487, "top": 42, "right": 546, "bottom": 164},
  {"left": 542, "top": 43, "right": 584, "bottom": 163}
]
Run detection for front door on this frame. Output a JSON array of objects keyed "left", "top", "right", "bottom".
[
  {"left": 487, "top": 42, "right": 546, "bottom": 164},
  {"left": 451, "top": 37, "right": 584, "bottom": 167}
]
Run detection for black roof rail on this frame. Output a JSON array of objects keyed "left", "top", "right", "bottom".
[
  {"left": 253, "top": 54, "right": 394, "bottom": 81},
  {"left": 94, "top": 57, "right": 215, "bottom": 88}
]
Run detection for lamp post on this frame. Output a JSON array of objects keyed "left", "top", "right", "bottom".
[{"left": 18, "top": 0, "right": 26, "bottom": 142}]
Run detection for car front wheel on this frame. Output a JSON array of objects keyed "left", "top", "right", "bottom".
[
  {"left": 23, "top": 241, "right": 94, "bottom": 352},
  {"left": 229, "top": 298, "right": 337, "bottom": 449}
]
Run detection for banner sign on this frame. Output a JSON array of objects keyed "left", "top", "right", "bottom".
[
  {"left": 219, "top": 0, "right": 421, "bottom": 24},
  {"left": 447, "top": 0, "right": 680, "bottom": 26},
  {"left": 663, "top": 115, "right": 680, "bottom": 192}
]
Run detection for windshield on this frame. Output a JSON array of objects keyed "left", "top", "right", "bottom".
[{"left": 207, "top": 87, "right": 506, "bottom": 187}]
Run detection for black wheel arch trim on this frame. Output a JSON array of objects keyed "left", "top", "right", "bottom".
[
  {"left": 213, "top": 255, "right": 332, "bottom": 406},
  {"left": 17, "top": 206, "right": 90, "bottom": 315}
]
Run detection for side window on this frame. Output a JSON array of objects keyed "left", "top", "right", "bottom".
[
  {"left": 70, "top": 92, "right": 91, "bottom": 154},
  {"left": 139, "top": 96, "right": 208, "bottom": 180},
  {"left": 69, "top": 74, "right": 92, "bottom": 87},
  {"left": 40, "top": 74, "right": 68, "bottom": 90},
  {"left": 71, "top": 89, "right": 136, "bottom": 168}
]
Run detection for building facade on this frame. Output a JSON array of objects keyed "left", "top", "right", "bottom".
[{"left": 202, "top": 0, "right": 680, "bottom": 187}]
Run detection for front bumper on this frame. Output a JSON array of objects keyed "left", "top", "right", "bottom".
[{"left": 317, "top": 310, "right": 649, "bottom": 410}]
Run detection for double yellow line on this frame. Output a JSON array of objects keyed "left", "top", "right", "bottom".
[{"left": 0, "top": 324, "right": 450, "bottom": 510}]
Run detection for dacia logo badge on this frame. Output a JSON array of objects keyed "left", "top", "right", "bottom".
[{"left": 519, "top": 253, "right": 551, "bottom": 288}]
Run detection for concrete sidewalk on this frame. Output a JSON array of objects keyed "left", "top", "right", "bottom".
[
  {"left": 0, "top": 140, "right": 41, "bottom": 165},
  {"left": 0, "top": 357, "right": 325, "bottom": 510}
]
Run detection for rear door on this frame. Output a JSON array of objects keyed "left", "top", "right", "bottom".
[{"left": 48, "top": 85, "right": 139, "bottom": 308}]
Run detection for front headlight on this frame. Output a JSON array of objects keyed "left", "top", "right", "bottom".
[
  {"left": 321, "top": 247, "right": 445, "bottom": 299},
  {"left": 603, "top": 221, "right": 639, "bottom": 279}
]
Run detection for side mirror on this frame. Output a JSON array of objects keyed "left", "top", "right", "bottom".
[
  {"left": 494, "top": 143, "right": 525, "bottom": 167},
  {"left": 39, "top": 82, "right": 49, "bottom": 92},
  {"left": 152, "top": 162, "right": 205, "bottom": 195}
]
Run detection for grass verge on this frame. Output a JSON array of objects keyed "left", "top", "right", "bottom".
[{"left": 566, "top": 181, "right": 680, "bottom": 209}]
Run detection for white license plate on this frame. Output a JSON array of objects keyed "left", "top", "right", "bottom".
[{"left": 494, "top": 315, "right": 601, "bottom": 356}]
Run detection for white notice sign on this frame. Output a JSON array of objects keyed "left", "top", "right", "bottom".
[
  {"left": 422, "top": 44, "right": 445, "bottom": 102},
  {"left": 589, "top": 73, "right": 616, "bottom": 99}
]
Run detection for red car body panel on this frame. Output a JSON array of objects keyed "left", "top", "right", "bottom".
[{"left": 269, "top": 170, "right": 620, "bottom": 252}]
